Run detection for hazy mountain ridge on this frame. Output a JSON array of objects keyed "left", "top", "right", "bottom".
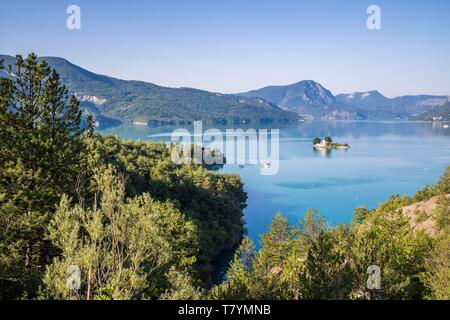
[
  {"left": 0, "top": 55, "right": 299, "bottom": 127},
  {"left": 336, "top": 90, "right": 389, "bottom": 108},
  {"left": 241, "top": 81, "right": 449, "bottom": 120},
  {"left": 242, "top": 80, "right": 337, "bottom": 108},
  {"left": 338, "top": 91, "right": 448, "bottom": 119}
]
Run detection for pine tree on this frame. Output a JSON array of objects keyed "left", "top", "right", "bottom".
[
  {"left": 0, "top": 53, "right": 92, "bottom": 212},
  {"left": 0, "top": 53, "right": 93, "bottom": 298},
  {"left": 212, "top": 237, "right": 255, "bottom": 299},
  {"left": 258, "top": 213, "right": 294, "bottom": 268},
  {"left": 298, "top": 230, "right": 352, "bottom": 299}
]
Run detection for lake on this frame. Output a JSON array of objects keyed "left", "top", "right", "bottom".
[{"left": 99, "top": 121, "right": 450, "bottom": 245}]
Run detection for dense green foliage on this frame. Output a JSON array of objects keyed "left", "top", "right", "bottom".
[
  {"left": 82, "top": 134, "right": 247, "bottom": 284},
  {"left": 213, "top": 168, "right": 450, "bottom": 300},
  {"left": 40, "top": 167, "right": 198, "bottom": 299},
  {"left": 0, "top": 54, "right": 93, "bottom": 297},
  {"left": 0, "top": 54, "right": 299, "bottom": 126},
  {"left": 0, "top": 54, "right": 246, "bottom": 299}
]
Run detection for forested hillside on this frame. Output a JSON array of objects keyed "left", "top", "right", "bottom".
[
  {"left": 213, "top": 167, "right": 450, "bottom": 300},
  {"left": 0, "top": 54, "right": 299, "bottom": 126},
  {"left": 0, "top": 54, "right": 246, "bottom": 299}
]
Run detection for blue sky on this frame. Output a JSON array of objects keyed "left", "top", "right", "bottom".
[{"left": 1, "top": 0, "right": 449, "bottom": 97}]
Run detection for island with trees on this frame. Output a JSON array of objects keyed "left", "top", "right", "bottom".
[{"left": 313, "top": 136, "right": 350, "bottom": 150}]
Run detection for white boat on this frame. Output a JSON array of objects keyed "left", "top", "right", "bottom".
[{"left": 263, "top": 161, "right": 271, "bottom": 169}]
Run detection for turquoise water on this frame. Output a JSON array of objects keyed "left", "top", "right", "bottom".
[{"left": 99, "top": 121, "right": 450, "bottom": 244}]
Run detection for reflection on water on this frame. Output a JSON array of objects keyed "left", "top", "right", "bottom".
[
  {"left": 313, "top": 147, "right": 332, "bottom": 158},
  {"left": 99, "top": 121, "right": 450, "bottom": 245},
  {"left": 100, "top": 120, "right": 450, "bottom": 143},
  {"left": 295, "top": 120, "right": 450, "bottom": 139}
]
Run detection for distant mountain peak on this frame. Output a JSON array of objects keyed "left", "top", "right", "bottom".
[
  {"left": 241, "top": 79, "right": 337, "bottom": 110},
  {"left": 238, "top": 80, "right": 359, "bottom": 119}
]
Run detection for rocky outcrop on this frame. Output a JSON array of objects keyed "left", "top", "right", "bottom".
[{"left": 401, "top": 194, "right": 450, "bottom": 236}]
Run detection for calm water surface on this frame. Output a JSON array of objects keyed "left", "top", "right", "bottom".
[{"left": 99, "top": 121, "right": 450, "bottom": 244}]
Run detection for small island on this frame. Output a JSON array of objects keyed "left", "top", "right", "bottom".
[{"left": 313, "top": 136, "right": 350, "bottom": 150}]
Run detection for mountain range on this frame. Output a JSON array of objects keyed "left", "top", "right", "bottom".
[
  {"left": 0, "top": 54, "right": 298, "bottom": 127},
  {"left": 240, "top": 80, "right": 449, "bottom": 120},
  {"left": 1, "top": 54, "right": 448, "bottom": 125}
]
